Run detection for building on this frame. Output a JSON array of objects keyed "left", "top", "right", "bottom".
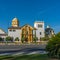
[
  {"left": 0, "top": 17, "right": 54, "bottom": 43},
  {"left": 34, "top": 21, "right": 45, "bottom": 41},
  {"left": 45, "top": 26, "right": 55, "bottom": 38},
  {"left": 21, "top": 24, "right": 36, "bottom": 43},
  {"left": 8, "top": 18, "right": 21, "bottom": 41},
  {"left": 8, "top": 18, "right": 45, "bottom": 43},
  {"left": 0, "top": 28, "right": 7, "bottom": 39}
]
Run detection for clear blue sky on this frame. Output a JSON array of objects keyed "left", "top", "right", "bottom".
[{"left": 0, "top": 0, "right": 60, "bottom": 33}]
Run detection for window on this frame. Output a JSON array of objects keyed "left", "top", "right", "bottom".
[
  {"left": 13, "top": 30, "right": 16, "bottom": 32},
  {"left": 9, "top": 30, "right": 12, "bottom": 31},
  {"left": 40, "top": 32, "right": 42, "bottom": 35},
  {"left": 38, "top": 24, "right": 42, "bottom": 28},
  {"left": 50, "top": 30, "right": 51, "bottom": 33}
]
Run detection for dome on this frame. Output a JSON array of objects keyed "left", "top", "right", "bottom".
[{"left": 47, "top": 25, "right": 50, "bottom": 28}]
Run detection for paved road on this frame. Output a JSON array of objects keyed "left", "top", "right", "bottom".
[{"left": 0, "top": 44, "right": 47, "bottom": 55}]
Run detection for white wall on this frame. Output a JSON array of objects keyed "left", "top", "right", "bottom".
[
  {"left": 34, "top": 21, "right": 45, "bottom": 40},
  {"left": 0, "top": 35, "right": 7, "bottom": 39},
  {"left": 0, "top": 29, "right": 7, "bottom": 39},
  {"left": 33, "top": 30, "right": 36, "bottom": 37},
  {"left": 8, "top": 29, "right": 22, "bottom": 41}
]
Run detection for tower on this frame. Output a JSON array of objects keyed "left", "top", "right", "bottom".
[
  {"left": 8, "top": 17, "right": 21, "bottom": 41},
  {"left": 34, "top": 21, "right": 45, "bottom": 41},
  {"left": 12, "top": 18, "right": 19, "bottom": 27}
]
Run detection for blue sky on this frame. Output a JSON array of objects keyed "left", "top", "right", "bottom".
[{"left": 0, "top": 0, "right": 60, "bottom": 33}]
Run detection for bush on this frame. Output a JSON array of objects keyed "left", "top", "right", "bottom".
[
  {"left": 41, "top": 36, "right": 49, "bottom": 41},
  {"left": 0, "top": 37, "right": 4, "bottom": 42},
  {"left": 41, "top": 34, "right": 50, "bottom": 41},
  {"left": 57, "top": 48, "right": 60, "bottom": 58},
  {"left": 21, "top": 37, "right": 25, "bottom": 43},
  {"left": 15, "top": 37, "right": 19, "bottom": 41},
  {"left": 5, "top": 36, "right": 13, "bottom": 42},
  {"left": 33, "top": 37, "right": 38, "bottom": 43},
  {"left": 46, "top": 32, "right": 60, "bottom": 59}
]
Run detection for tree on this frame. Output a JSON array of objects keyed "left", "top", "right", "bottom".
[
  {"left": 21, "top": 37, "right": 25, "bottom": 43},
  {"left": 46, "top": 32, "right": 60, "bottom": 59},
  {"left": 5, "top": 36, "right": 13, "bottom": 42},
  {"left": 33, "top": 37, "right": 38, "bottom": 43},
  {"left": 41, "top": 36, "right": 49, "bottom": 41},
  {"left": 0, "top": 37, "right": 4, "bottom": 42},
  {"left": 15, "top": 37, "right": 19, "bottom": 41}
]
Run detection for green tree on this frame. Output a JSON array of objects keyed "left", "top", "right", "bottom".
[
  {"left": 0, "top": 37, "right": 4, "bottom": 42},
  {"left": 21, "top": 37, "right": 25, "bottom": 43},
  {"left": 15, "top": 37, "right": 19, "bottom": 41},
  {"left": 33, "top": 37, "right": 38, "bottom": 43},
  {"left": 5, "top": 36, "right": 13, "bottom": 42},
  {"left": 46, "top": 32, "right": 60, "bottom": 59},
  {"left": 41, "top": 36, "right": 49, "bottom": 41}
]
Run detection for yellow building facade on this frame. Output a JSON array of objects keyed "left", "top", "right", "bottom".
[{"left": 21, "top": 24, "right": 36, "bottom": 43}]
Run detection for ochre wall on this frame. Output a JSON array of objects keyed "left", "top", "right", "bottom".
[{"left": 21, "top": 25, "right": 33, "bottom": 43}]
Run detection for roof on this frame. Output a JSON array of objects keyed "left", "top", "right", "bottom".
[
  {"left": 0, "top": 34, "right": 7, "bottom": 36},
  {"left": 0, "top": 28, "right": 7, "bottom": 36},
  {"left": 45, "top": 28, "right": 54, "bottom": 32},
  {"left": 34, "top": 21, "right": 44, "bottom": 23},
  {"left": 21, "top": 24, "right": 37, "bottom": 30},
  {"left": 0, "top": 28, "right": 7, "bottom": 34},
  {"left": 8, "top": 26, "right": 21, "bottom": 29}
]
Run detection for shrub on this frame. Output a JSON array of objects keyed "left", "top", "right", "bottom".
[
  {"left": 15, "top": 37, "right": 19, "bottom": 41},
  {"left": 33, "top": 37, "right": 38, "bottom": 43},
  {"left": 5, "top": 36, "right": 13, "bottom": 42},
  {"left": 46, "top": 32, "right": 60, "bottom": 59},
  {"left": 21, "top": 37, "right": 25, "bottom": 43},
  {"left": 0, "top": 37, "right": 4, "bottom": 42},
  {"left": 41, "top": 36, "right": 49, "bottom": 41}
]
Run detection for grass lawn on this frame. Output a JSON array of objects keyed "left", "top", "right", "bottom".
[{"left": 0, "top": 54, "right": 58, "bottom": 60}]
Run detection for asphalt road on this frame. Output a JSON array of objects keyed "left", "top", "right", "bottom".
[{"left": 0, "top": 44, "right": 47, "bottom": 55}]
